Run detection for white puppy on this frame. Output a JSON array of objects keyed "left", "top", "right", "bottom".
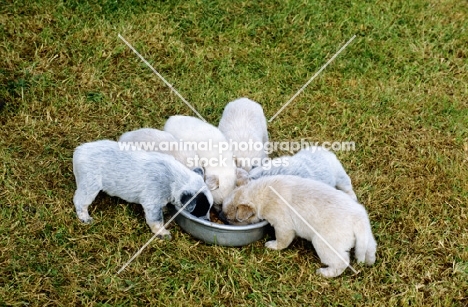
[
  {"left": 221, "top": 175, "right": 376, "bottom": 278},
  {"left": 218, "top": 98, "right": 269, "bottom": 171},
  {"left": 164, "top": 115, "right": 237, "bottom": 207},
  {"left": 118, "top": 128, "right": 196, "bottom": 167},
  {"left": 73, "top": 140, "right": 213, "bottom": 239},
  {"left": 249, "top": 146, "right": 358, "bottom": 201}
]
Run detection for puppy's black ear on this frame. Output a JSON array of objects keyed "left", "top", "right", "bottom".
[
  {"left": 189, "top": 193, "right": 211, "bottom": 218},
  {"left": 236, "top": 168, "right": 249, "bottom": 186},
  {"left": 236, "top": 204, "right": 255, "bottom": 222},
  {"left": 192, "top": 167, "right": 204, "bottom": 177}
]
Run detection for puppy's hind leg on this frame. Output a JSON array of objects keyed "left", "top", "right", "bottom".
[
  {"left": 73, "top": 169, "right": 102, "bottom": 223},
  {"left": 313, "top": 238, "right": 350, "bottom": 278},
  {"left": 73, "top": 187, "right": 100, "bottom": 224},
  {"left": 335, "top": 172, "right": 358, "bottom": 201},
  {"left": 365, "top": 235, "right": 377, "bottom": 266},
  {"left": 142, "top": 204, "right": 172, "bottom": 240},
  {"left": 353, "top": 217, "right": 377, "bottom": 266}
]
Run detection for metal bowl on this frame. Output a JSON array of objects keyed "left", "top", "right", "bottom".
[{"left": 168, "top": 205, "right": 270, "bottom": 246}]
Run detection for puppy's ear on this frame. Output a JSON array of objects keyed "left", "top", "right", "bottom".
[
  {"left": 205, "top": 175, "right": 219, "bottom": 190},
  {"left": 189, "top": 193, "right": 211, "bottom": 218},
  {"left": 236, "top": 168, "right": 249, "bottom": 186},
  {"left": 236, "top": 204, "right": 255, "bottom": 222},
  {"left": 192, "top": 167, "right": 204, "bottom": 177}
]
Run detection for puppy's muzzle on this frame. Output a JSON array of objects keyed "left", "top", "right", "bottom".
[{"left": 217, "top": 211, "right": 230, "bottom": 224}]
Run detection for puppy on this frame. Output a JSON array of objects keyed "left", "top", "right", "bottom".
[
  {"left": 249, "top": 146, "right": 358, "bottom": 201},
  {"left": 73, "top": 140, "right": 213, "bottom": 239},
  {"left": 218, "top": 98, "right": 269, "bottom": 171},
  {"left": 118, "top": 128, "right": 196, "bottom": 167},
  {"left": 221, "top": 175, "right": 376, "bottom": 277},
  {"left": 164, "top": 115, "right": 237, "bottom": 208}
]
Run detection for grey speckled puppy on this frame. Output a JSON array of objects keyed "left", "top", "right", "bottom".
[
  {"left": 72, "top": 140, "right": 213, "bottom": 239},
  {"left": 249, "top": 146, "right": 358, "bottom": 201}
]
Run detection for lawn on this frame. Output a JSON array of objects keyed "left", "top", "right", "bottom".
[{"left": 1, "top": 0, "right": 467, "bottom": 305}]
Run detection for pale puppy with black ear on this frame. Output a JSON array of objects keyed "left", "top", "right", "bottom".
[
  {"left": 218, "top": 97, "right": 269, "bottom": 172},
  {"left": 72, "top": 140, "right": 213, "bottom": 239},
  {"left": 249, "top": 146, "right": 358, "bottom": 201},
  {"left": 221, "top": 175, "right": 376, "bottom": 278},
  {"left": 118, "top": 128, "right": 197, "bottom": 167},
  {"left": 164, "top": 115, "right": 237, "bottom": 208}
]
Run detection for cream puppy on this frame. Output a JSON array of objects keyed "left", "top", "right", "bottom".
[
  {"left": 118, "top": 128, "right": 196, "bottom": 167},
  {"left": 221, "top": 175, "right": 376, "bottom": 278},
  {"left": 164, "top": 115, "right": 237, "bottom": 207},
  {"left": 218, "top": 98, "right": 269, "bottom": 171}
]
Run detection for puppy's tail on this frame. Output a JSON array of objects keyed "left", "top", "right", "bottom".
[{"left": 353, "top": 215, "right": 377, "bottom": 266}]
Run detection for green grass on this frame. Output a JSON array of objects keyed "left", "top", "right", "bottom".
[{"left": 1, "top": 0, "right": 467, "bottom": 305}]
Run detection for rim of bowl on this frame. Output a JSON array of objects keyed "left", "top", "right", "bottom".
[{"left": 176, "top": 208, "right": 269, "bottom": 231}]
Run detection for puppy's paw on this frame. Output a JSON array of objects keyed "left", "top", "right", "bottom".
[
  {"left": 316, "top": 267, "right": 343, "bottom": 278},
  {"left": 156, "top": 233, "right": 172, "bottom": 241},
  {"left": 79, "top": 216, "right": 93, "bottom": 224},
  {"left": 365, "top": 255, "right": 376, "bottom": 266},
  {"left": 153, "top": 227, "right": 172, "bottom": 240},
  {"left": 265, "top": 240, "right": 279, "bottom": 250},
  {"left": 77, "top": 211, "right": 93, "bottom": 224}
]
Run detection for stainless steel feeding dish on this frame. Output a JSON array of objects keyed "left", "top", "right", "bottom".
[{"left": 168, "top": 205, "right": 270, "bottom": 246}]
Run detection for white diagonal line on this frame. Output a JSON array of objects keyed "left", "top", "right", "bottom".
[
  {"left": 117, "top": 186, "right": 207, "bottom": 274},
  {"left": 268, "top": 35, "right": 357, "bottom": 122},
  {"left": 268, "top": 185, "right": 358, "bottom": 274},
  {"left": 118, "top": 34, "right": 207, "bottom": 122}
]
